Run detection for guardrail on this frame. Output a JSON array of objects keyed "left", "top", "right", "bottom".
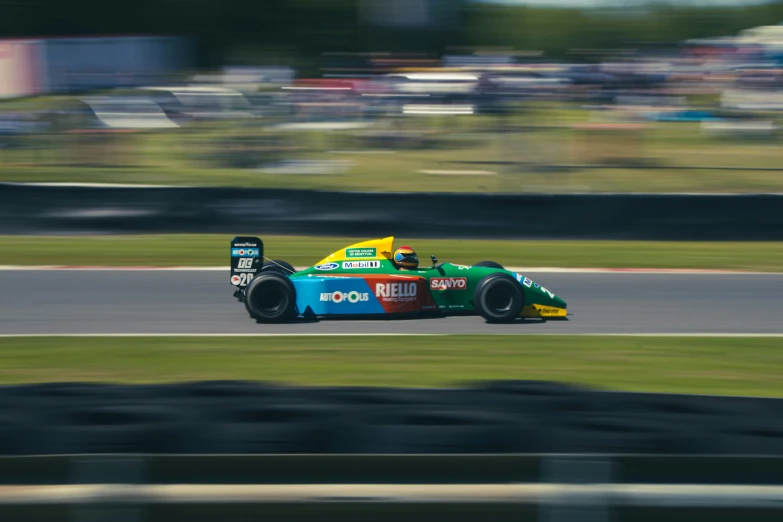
[
  {"left": 0, "top": 454, "right": 781, "bottom": 522},
  {"left": 3, "top": 454, "right": 783, "bottom": 486},
  {"left": 2, "top": 183, "right": 783, "bottom": 239}
]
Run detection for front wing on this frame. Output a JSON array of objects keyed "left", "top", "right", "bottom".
[{"left": 521, "top": 304, "right": 568, "bottom": 319}]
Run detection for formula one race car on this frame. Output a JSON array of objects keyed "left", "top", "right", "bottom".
[{"left": 230, "top": 236, "right": 567, "bottom": 323}]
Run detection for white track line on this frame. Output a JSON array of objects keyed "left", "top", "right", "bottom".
[
  {"left": 0, "top": 266, "right": 776, "bottom": 274},
  {"left": 0, "top": 333, "right": 447, "bottom": 338},
  {"left": 476, "top": 333, "right": 783, "bottom": 337},
  {"left": 1, "top": 333, "right": 783, "bottom": 338}
]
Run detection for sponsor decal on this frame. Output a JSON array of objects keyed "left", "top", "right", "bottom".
[
  {"left": 375, "top": 282, "right": 417, "bottom": 301},
  {"left": 315, "top": 263, "right": 339, "bottom": 271},
  {"left": 342, "top": 261, "right": 381, "bottom": 269},
  {"left": 457, "top": 265, "right": 471, "bottom": 270},
  {"left": 518, "top": 273, "right": 553, "bottom": 297},
  {"left": 536, "top": 306, "right": 564, "bottom": 316},
  {"left": 233, "top": 242, "right": 258, "bottom": 248},
  {"left": 232, "top": 248, "right": 260, "bottom": 257},
  {"left": 346, "top": 247, "right": 376, "bottom": 258},
  {"left": 320, "top": 290, "right": 369, "bottom": 303},
  {"left": 430, "top": 277, "right": 467, "bottom": 291},
  {"left": 231, "top": 273, "right": 254, "bottom": 286},
  {"left": 237, "top": 258, "right": 254, "bottom": 269}
]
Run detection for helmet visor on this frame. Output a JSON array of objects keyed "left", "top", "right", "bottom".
[{"left": 395, "top": 252, "right": 418, "bottom": 264}]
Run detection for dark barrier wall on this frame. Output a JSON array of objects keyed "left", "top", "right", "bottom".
[
  {"left": 1, "top": 380, "right": 782, "bottom": 456},
  {"left": 2, "top": 183, "right": 782, "bottom": 239},
  {"left": 4, "top": 454, "right": 783, "bottom": 486}
]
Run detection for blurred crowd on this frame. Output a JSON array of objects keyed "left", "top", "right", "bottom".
[
  {"left": 3, "top": 23, "right": 783, "bottom": 167},
  {"left": 3, "top": 39, "right": 783, "bottom": 132}
]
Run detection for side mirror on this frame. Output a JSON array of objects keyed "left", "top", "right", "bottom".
[{"left": 430, "top": 254, "right": 438, "bottom": 266}]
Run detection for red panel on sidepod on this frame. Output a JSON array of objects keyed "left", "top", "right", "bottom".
[{"left": 355, "top": 275, "right": 438, "bottom": 313}]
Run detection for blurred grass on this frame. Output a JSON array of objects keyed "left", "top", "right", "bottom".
[
  {"left": 0, "top": 234, "right": 782, "bottom": 270},
  {"left": 0, "top": 335, "right": 781, "bottom": 397},
  {"left": 2, "top": 102, "right": 783, "bottom": 193}
]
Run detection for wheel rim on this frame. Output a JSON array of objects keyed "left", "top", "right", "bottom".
[{"left": 486, "top": 283, "right": 515, "bottom": 313}]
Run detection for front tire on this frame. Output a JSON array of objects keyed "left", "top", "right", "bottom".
[
  {"left": 244, "top": 272, "right": 297, "bottom": 323},
  {"left": 474, "top": 273, "right": 524, "bottom": 323}
]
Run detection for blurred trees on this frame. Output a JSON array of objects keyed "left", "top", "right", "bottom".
[
  {"left": 464, "top": 2, "right": 783, "bottom": 58},
  {"left": 2, "top": 0, "right": 783, "bottom": 67}
]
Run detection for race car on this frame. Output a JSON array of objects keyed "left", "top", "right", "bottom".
[{"left": 230, "top": 236, "right": 567, "bottom": 323}]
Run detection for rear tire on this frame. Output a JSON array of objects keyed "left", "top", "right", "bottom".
[
  {"left": 474, "top": 273, "right": 524, "bottom": 323},
  {"left": 244, "top": 272, "right": 297, "bottom": 323},
  {"left": 261, "top": 259, "right": 297, "bottom": 274},
  {"left": 475, "top": 260, "right": 505, "bottom": 270}
]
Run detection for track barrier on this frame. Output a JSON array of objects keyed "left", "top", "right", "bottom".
[
  {"left": 0, "top": 454, "right": 781, "bottom": 522},
  {"left": 1, "top": 381, "right": 782, "bottom": 456},
  {"left": 2, "top": 184, "right": 783, "bottom": 239}
]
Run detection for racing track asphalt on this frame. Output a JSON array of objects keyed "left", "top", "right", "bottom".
[{"left": 2, "top": 270, "right": 782, "bottom": 335}]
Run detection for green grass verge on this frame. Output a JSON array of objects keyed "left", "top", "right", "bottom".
[
  {"left": 4, "top": 151, "right": 783, "bottom": 194},
  {"left": 1, "top": 234, "right": 782, "bottom": 271},
  {"left": 3, "top": 102, "right": 783, "bottom": 193},
  {"left": 1, "top": 335, "right": 781, "bottom": 397}
]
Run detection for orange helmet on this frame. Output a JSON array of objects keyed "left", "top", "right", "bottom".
[{"left": 393, "top": 246, "right": 418, "bottom": 269}]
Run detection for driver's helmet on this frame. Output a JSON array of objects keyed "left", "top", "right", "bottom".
[{"left": 393, "top": 246, "right": 419, "bottom": 269}]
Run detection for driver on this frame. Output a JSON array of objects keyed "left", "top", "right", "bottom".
[{"left": 393, "top": 246, "right": 419, "bottom": 270}]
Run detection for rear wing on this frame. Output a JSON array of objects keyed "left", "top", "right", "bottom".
[{"left": 230, "top": 236, "right": 263, "bottom": 287}]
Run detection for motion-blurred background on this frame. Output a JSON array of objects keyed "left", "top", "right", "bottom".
[
  {"left": 3, "top": 0, "right": 783, "bottom": 193},
  {"left": 2, "top": 2, "right": 783, "bottom": 521}
]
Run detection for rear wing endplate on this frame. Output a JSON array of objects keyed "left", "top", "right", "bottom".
[{"left": 230, "top": 236, "right": 263, "bottom": 287}]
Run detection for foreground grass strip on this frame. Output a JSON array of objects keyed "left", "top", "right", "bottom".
[
  {"left": 1, "top": 235, "right": 783, "bottom": 271},
  {"left": 0, "top": 335, "right": 781, "bottom": 397}
]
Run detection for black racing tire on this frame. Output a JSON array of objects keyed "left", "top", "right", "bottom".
[
  {"left": 260, "top": 259, "right": 297, "bottom": 274},
  {"left": 473, "top": 273, "right": 524, "bottom": 323},
  {"left": 244, "top": 272, "right": 297, "bottom": 323},
  {"left": 474, "top": 260, "right": 505, "bottom": 270}
]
